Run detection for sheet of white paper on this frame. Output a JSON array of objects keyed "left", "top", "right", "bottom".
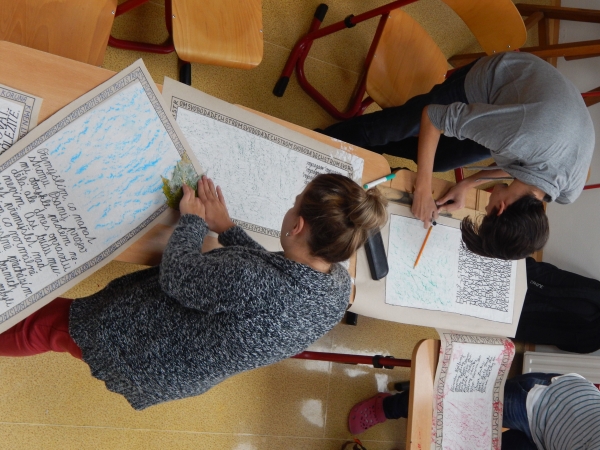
[
  {"left": 432, "top": 331, "right": 515, "bottom": 450},
  {"left": 0, "top": 60, "right": 199, "bottom": 333},
  {"left": 385, "top": 213, "right": 516, "bottom": 323},
  {"left": 0, "top": 84, "right": 43, "bottom": 154},
  {"left": 455, "top": 247, "right": 517, "bottom": 321},
  {"left": 386, "top": 216, "right": 460, "bottom": 310},
  {"left": 161, "top": 77, "right": 364, "bottom": 250}
]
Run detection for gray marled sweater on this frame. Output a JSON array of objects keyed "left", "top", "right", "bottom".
[{"left": 69, "top": 214, "right": 350, "bottom": 410}]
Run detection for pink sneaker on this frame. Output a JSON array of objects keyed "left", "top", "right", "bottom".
[{"left": 348, "top": 393, "right": 391, "bottom": 435}]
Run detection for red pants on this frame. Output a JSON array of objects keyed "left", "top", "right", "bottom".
[{"left": 0, "top": 297, "right": 82, "bottom": 359}]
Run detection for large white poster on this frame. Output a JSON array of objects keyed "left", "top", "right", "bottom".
[
  {"left": 0, "top": 61, "right": 199, "bottom": 332},
  {"left": 162, "top": 78, "right": 364, "bottom": 249}
]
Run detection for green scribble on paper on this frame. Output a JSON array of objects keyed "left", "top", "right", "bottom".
[{"left": 162, "top": 155, "right": 203, "bottom": 210}]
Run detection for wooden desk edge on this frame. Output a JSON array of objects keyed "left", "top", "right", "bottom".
[{"left": 406, "top": 339, "right": 440, "bottom": 450}]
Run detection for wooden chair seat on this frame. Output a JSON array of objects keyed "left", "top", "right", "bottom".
[
  {"left": 443, "top": 0, "right": 527, "bottom": 56},
  {"left": 172, "top": 0, "right": 263, "bottom": 69},
  {"left": 367, "top": 10, "right": 447, "bottom": 109},
  {"left": 0, "top": 0, "right": 117, "bottom": 66}
]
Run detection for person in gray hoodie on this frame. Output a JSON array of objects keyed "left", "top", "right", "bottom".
[{"left": 0, "top": 173, "right": 388, "bottom": 410}]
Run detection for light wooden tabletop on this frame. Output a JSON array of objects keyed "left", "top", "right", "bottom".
[
  {"left": 407, "top": 339, "right": 440, "bottom": 450},
  {"left": 0, "top": 40, "right": 392, "bottom": 267}
]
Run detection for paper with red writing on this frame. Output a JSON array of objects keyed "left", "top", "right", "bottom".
[{"left": 432, "top": 330, "right": 515, "bottom": 450}]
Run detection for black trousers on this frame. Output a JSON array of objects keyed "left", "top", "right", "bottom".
[{"left": 321, "top": 61, "right": 491, "bottom": 172}]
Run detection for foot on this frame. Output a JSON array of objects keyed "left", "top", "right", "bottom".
[
  {"left": 393, "top": 380, "right": 410, "bottom": 392},
  {"left": 348, "top": 392, "right": 391, "bottom": 435}
]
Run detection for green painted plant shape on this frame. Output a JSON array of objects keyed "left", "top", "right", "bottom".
[{"left": 161, "top": 155, "right": 203, "bottom": 210}]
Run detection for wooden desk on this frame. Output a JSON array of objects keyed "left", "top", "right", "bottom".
[
  {"left": 0, "top": 40, "right": 391, "bottom": 266},
  {"left": 407, "top": 339, "right": 440, "bottom": 450}
]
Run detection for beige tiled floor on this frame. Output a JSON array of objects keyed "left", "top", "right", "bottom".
[{"left": 1, "top": 1, "right": 549, "bottom": 449}]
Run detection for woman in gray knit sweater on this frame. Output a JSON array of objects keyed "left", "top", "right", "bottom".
[{"left": 0, "top": 173, "right": 387, "bottom": 410}]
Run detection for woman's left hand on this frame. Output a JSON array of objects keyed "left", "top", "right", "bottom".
[
  {"left": 412, "top": 184, "right": 439, "bottom": 228},
  {"left": 179, "top": 183, "right": 206, "bottom": 219},
  {"left": 197, "top": 176, "right": 235, "bottom": 234}
]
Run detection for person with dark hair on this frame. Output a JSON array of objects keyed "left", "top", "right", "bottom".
[
  {"left": 320, "top": 52, "right": 594, "bottom": 260},
  {"left": 348, "top": 373, "right": 600, "bottom": 449},
  {"left": 0, "top": 173, "right": 388, "bottom": 410},
  {"left": 461, "top": 192, "right": 548, "bottom": 260}
]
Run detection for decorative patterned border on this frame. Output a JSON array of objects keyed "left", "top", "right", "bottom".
[
  {"left": 0, "top": 87, "right": 37, "bottom": 141},
  {"left": 433, "top": 333, "right": 513, "bottom": 450},
  {"left": 0, "top": 66, "right": 183, "bottom": 325},
  {"left": 171, "top": 97, "right": 354, "bottom": 176},
  {"left": 232, "top": 218, "right": 280, "bottom": 238}
]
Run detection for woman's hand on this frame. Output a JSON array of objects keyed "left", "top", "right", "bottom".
[
  {"left": 197, "top": 176, "right": 235, "bottom": 234},
  {"left": 412, "top": 185, "right": 439, "bottom": 228},
  {"left": 179, "top": 183, "right": 206, "bottom": 219},
  {"left": 412, "top": 106, "right": 443, "bottom": 229}
]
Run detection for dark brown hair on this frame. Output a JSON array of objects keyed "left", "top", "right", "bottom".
[
  {"left": 299, "top": 174, "right": 388, "bottom": 263},
  {"left": 461, "top": 195, "right": 549, "bottom": 260}
]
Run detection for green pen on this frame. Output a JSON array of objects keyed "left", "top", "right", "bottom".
[{"left": 363, "top": 173, "right": 396, "bottom": 189}]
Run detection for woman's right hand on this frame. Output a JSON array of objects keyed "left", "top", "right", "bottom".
[
  {"left": 197, "top": 176, "right": 236, "bottom": 234},
  {"left": 179, "top": 183, "right": 206, "bottom": 219}
]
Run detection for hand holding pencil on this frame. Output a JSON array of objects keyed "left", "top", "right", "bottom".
[
  {"left": 412, "top": 185, "right": 439, "bottom": 229},
  {"left": 413, "top": 201, "right": 455, "bottom": 268}
]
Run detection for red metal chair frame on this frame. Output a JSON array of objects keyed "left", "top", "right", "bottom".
[
  {"left": 274, "top": 4, "right": 599, "bottom": 184},
  {"left": 107, "top": 0, "right": 193, "bottom": 84},
  {"left": 108, "top": 0, "right": 176, "bottom": 54},
  {"left": 292, "top": 351, "right": 411, "bottom": 369},
  {"left": 273, "top": 1, "right": 426, "bottom": 121}
]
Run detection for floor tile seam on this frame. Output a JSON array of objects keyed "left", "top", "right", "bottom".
[
  {"left": 0, "top": 421, "right": 399, "bottom": 443},
  {"left": 321, "top": 359, "right": 333, "bottom": 438},
  {"left": 263, "top": 40, "right": 362, "bottom": 76},
  {"left": 321, "top": 328, "right": 341, "bottom": 438}
]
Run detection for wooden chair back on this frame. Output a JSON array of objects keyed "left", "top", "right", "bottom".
[
  {"left": 172, "top": 0, "right": 263, "bottom": 69},
  {"left": 0, "top": 0, "right": 117, "bottom": 66},
  {"left": 442, "top": 0, "right": 527, "bottom": 55},
  {"left": 366, "top": 10, "right": 447, "bottom": 109}
]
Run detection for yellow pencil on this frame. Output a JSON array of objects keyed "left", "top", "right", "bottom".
[{"left": 413, "top": 225, "right": 433, "bottom": 268}]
